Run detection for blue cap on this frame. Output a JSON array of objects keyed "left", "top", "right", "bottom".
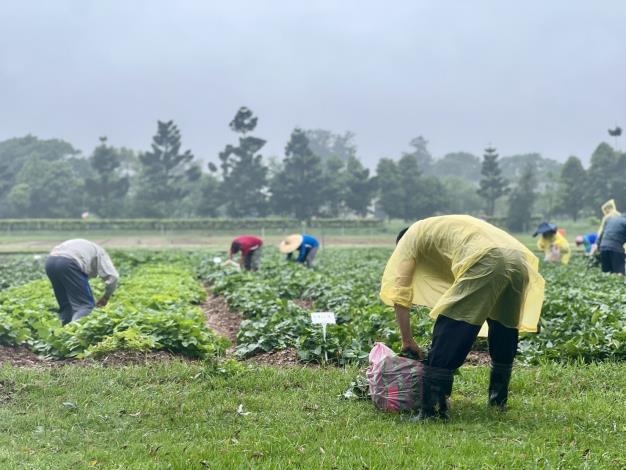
[{"left": 533, "top": 222, "right": 557, "bottom": 237}]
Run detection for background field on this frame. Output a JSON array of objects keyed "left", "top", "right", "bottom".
[
  {"left": 1, "top": 222, "right": 621, "bottom": 469},
  {"left": 0, "top": 218, "right": 597, "bottom": 253}
]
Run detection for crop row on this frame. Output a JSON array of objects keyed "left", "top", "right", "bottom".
[
  {"left": 199, "top": 248, "right": 626, "bottom": 364},
  {"left": 0, "top": 261, "right": 228, "bottom": 359},
  {"left": 2, "top": 248, "right": 624, "bottom": 364}
]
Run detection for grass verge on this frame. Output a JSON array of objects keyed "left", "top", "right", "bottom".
[{"left": 0, "top": 361, "right": 624, "bottom": 469}]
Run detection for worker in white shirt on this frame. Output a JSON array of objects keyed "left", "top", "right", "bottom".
[{"left": 45, "top": 239, "right": 119, "bottom": 325}]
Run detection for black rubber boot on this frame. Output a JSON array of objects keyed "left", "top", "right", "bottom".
[
  {"left": 436, "top": 369, "right": 454, "bottom": 421},
  {"left": 488, "top": 362, "right": 513, "bottom": 409},
  {"left": 416, "top": 365, "right": 454, "bottom": 421}
]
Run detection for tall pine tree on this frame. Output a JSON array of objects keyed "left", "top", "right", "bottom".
[
  {"left": 375, "top": 154, "right": 446, "bottom": 221},
  {"left": 321, "top": 155, "right": 346, "bottom": 217},
  {"left": 507, "top": 163, "right": 536, "bottom": 232},
  {"left": 611, "top": 152, "right": 626, "bottom": 210},
  {"left": 586, "top": 142, "right": 618, "bottom": 210},
  {"left": 270, "top": 129, "right": 325, "bottom": 220},
  {"left": 477, "top": 146, "right": 509, "bottom": 216},
  {"left": 343, "top": 155, "right": 376, "bottom": 216},
  {"left": 217, "top": 107, "right": 268, "bottom": 217},
  {"left": 134, "top": 120, "right": 199, "bottom": 217},
  {"left": 85, "top": 137, "right": 130, "bottom": 218},
  {"left": 375, "top": 158, "right": 403, "bottom": 219},
  {"left": 558, "top": 156, "right": 586, "bottom": 221}
]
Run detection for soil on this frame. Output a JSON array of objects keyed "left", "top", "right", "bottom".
[
  {"left": 201, "top": 289, "right": 307, "bottom": 366},
  {"left": 0, "top": 345, "right": 52, "bottom": 368},
  {"left": 202, "top": 293, "right": 243, "bottom": 346},
  {"left": 246, "top": 347, "right": 304, "bottom": 367},
  {"left": 465, "top": 351, "right": 492, "bottom": 366},
  {"left": 293, "top": 298, "right": 314, "bottom": 310}
]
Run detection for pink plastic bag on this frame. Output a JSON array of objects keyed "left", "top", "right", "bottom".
[{"left": 367, "top": 342, "right": 423, "bottom": 412}]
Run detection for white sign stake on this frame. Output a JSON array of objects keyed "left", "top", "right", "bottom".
[{"left": 310, "top": 312, "right": 336, "bottom": 362}]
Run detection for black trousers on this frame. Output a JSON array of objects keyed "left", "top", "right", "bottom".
[
  {"left": 45, "top": 256, "right": 95, "bottom": 325},
  {"left": 600, "top": 250, "right": 626, "bottom": 275},
  {"left": 426, "top": 315, "right": 519, "bottom": 370}
]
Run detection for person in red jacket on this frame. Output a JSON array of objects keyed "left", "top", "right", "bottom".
[{"left": 229, "top": 235, "right": 263, "bottom": 271}]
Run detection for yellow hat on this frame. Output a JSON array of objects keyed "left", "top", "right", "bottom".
[{"left": 279, "top": 234, "right": 303, "bottom": 254}]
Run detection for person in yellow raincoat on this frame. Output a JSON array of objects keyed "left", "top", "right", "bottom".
[
  {"left": 595, "top": 199, "right": 621, "bottom": 250},
  {"left": 380, "top": 215, "right": 545, "bottom": 421},
  {"left": 533, "top": 222, "right": 571, "bottom": 264}
]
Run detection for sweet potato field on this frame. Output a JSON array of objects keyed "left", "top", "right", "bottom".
[
  {"left": 0, "top": 252, "right": 227, "bottom": 360},
  {"left": 202, "top": 249, "right": 626, "bottom": 364},
  {"left": 1, "top": 248, "right": 625, "bottom": 364}
]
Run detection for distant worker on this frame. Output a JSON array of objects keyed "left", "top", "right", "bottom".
[
  {"left": 575, "top": 233, "right": 598, "bottom": 255},
  {"left": 229, "top": 235, "right": 263, "bottom": 271},
  {"left": 533, "top": 222, "right": 571, "bottom": 264},
  {"left": 597, "top": 199, "right": 621, "bottom": 238},
  {"left": 279, "top": 234, "right": 320, "bottom": 267},
  {"left": 380, "top": 215, "right": 545, "bottom": 421},
  {"left": 596, "top": 214, "right": 626, "bottom": 275},
  {"left": 45, "top": 239, "right": 119, "bottom": 325}
]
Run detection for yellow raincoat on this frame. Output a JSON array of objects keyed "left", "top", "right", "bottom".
[
  {"left": 379, "top": 215, "right": 545, "bottom": 335},
  {"left": 597, "top": 199, "right": 621, "bottom": 238},
  {"left": 537, "top": 232, "right": 571, "bottom": 264}
]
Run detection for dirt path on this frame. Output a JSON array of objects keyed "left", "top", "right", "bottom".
[
  {"left": 201, "top": 288, "right": 310, "bottom": 366},
  {"left": 202, "top": 293, "right": 243, "bottom": 353},
  {"left": 0, "top": 346, "right": 52, "bottom": 368}
]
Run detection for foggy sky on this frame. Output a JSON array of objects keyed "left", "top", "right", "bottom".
[{"left": 1, "top": 1, "right": 625, "bottom": 167}]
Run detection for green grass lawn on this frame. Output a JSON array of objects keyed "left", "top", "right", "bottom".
[{"left": 1, "top": 361, "right": 624, "bottom": 469}]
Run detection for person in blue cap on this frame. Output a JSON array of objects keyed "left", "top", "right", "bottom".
[
  {"left": 533, "top": 222, "right": 571, "bottom": 264},
  {"left": 279, "top": 234, "right": 320, "bottom": 267}
]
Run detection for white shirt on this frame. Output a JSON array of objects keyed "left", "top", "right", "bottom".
[{"left": 50, "top": 239, "right": 119, "bottom": 298}]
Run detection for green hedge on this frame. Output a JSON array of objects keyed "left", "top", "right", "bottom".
[{"left": 0, "top": 218, "right": 384, "bottom": 232}]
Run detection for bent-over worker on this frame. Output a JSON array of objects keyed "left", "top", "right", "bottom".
[
  {"left": 45, "top": 239, "right": 119, "bottom": 325},
  {"left": 279, "top": 234, "right": 319, "bottom": 267},
  {"left": 229, "top": 235, "right": 263, "bottom": 271},
  {"left": 575, "top": 233, "right": 598, "bottom": 255},
  {"left": 380, "top": 215, "right": 545, "bottom": 421},
  {"left": 534, "top": 222, "right": 571, "bottom": 264},
  {"left": 597, "top": 215, "right": 626, "bottom": 275}
]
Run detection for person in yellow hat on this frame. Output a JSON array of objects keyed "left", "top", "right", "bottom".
[
  {"left": 380, "top": 215, "right": 545, "bottom": 421},
  {"left": 279, "top": 234, "right": 320, "bottom": 267},
  {"left": 533, "top": 222, "right": 571, "bottom": 264}
]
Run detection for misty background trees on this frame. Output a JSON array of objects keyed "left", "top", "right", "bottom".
[{"left": 0, "top": 106, "right": 624, "bottom": 231}]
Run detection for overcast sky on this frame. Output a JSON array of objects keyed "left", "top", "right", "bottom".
[{"left": 1, "top": 1, "right": 625, "bottom": 167}]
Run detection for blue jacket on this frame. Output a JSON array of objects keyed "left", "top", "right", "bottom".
[
  {"left": 288, "top": 234, "right": 319, "bottom": 262},
  {"left": 599, "top": 216, "right": 626, "bottom": 253},
  {"left": 583, "top": 233, "right": 598, "bottom": 254}
]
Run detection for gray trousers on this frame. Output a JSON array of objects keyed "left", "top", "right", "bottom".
[
  {"left": 45, "top": 256, "right": 95, "bottom": 325},
  {"left": 244, "top": 247, "right": 262, "bottom": 271},
  {"left": 305, "top": 246, "right": 319, "bottom": 267}
]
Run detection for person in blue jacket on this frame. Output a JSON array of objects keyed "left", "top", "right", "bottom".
[
  {"left": 575, "top": 233, "right": 598, "bottom": 255},
  {"left": 279, "top": 234, "right": 320, "bottom": 267}
]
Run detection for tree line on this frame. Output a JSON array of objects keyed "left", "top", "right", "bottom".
[{"left": 0, "top": 106, "right": 623, "bottom": 230}]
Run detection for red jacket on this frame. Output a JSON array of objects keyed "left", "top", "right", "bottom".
[{"left": 232, "top": 236, "right": 263, "bottom": 256}]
